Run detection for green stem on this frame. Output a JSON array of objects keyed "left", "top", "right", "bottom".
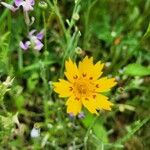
[
  {"left": 59, "top": 31, "right": 77, "bottom": 77},
  {"left": 42, "top": 11, "right": 47, "bottom": 53},
  {"left": 20, "top": 60, "right": 55, "bottom": 73},
  {"left": 0, "top": 0, "right": 14, "bottom": 25},
  {"left": 18, "top": 12, "right": 28, "bottom": 71},
  {"left": 84, "top": 116, "right": 99, "bottom": 150},
  {"left": 40, "top": 64, "right": 49, "bottom": 124},
  {"left": 116, "top": 117, "right": 150, "bottom": 144},
  {"left": 18, "top": 47, "right": 23, "bottom": 70},
  {"left": 1, "top": 102, "right": 7, "bottom": 114},
  {"left": 46, "top": 0, "right": 67, "bottom": 41},
  {"left": 83, "top": 0, "right": 98, "bottom": 49}
]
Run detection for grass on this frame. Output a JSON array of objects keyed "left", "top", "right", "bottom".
[{"left": 0, "top": 0, "right": 150, "bottom": 149}]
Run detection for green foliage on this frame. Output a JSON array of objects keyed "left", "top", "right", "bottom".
[
  {"left": 0, "top": 0, "right": 150, "bottom": 149},
  {"left": 82, "top": 113, "right": 108, "bottom": 143},
  {"left": 0, "top": 77, "right": 13, "bottom": 104},
  {"left": 141, "top": 22, "right": 150, "bottom": 50},
  {"left": 124, "top": 63, "right": 150, "bottom": 76}
]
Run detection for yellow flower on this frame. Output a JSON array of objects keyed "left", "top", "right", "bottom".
[{"left": 53, "top": 56, "right": 117, "bottom": 115}]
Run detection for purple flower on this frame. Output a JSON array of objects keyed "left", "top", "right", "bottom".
[
  {"left": 20, "top": 30, "right": 44, "bottom": 51},
  {"left": 1, "top": 0, "right": 35, "bottom": 12},
  {"left": 1, "top": 0, "right": 35, "bottom": 25}
]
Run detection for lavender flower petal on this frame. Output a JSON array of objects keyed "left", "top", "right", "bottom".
[
  {"left": 1, "top": 2, "right": 18, "bottom": 12},
  {"left": 19, "top": 41, "right": 30, "bottom": 50},
  {"left": 34, "top": 40, "right": 43, "bottom": 51},
  {"left": 36, "top": 31, "right": 44, "bottom": 40},
  {"left": 29, "top": 0, "right": 35, "bottom": 6},
  {"left": 15, "top": 0, "right": 23, "bottom": 7},
  {"left": 22, "top": 0, "right": 34, "bottom": 12},
  {"left": 29, "top": 29, "right": 36, "bottom": 37}
]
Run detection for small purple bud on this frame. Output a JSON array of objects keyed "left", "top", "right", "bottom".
[
  {"left": 69, "top": 113, "right": 75, "bottom": 120},
  {"left": 78, "top": 112, "right": 85, "bottom": 119}
]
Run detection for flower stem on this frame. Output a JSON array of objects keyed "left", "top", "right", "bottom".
[
  {"left": 18, "top": 47, "right": 23, "bottom": 70},
  {"left": 84, "top": 115, "right": 99, "bottom": 150},
  {"left": 42, "top": 11, "right": 47, "bottom": 53},
  {"left": 52, "top": 0, "right": 67, "bottom": 36},
  {"left": 83, "top": 0, "right": 98, "bottom": 49}
]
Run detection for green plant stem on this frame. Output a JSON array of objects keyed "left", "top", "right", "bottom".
[
  {"left": 1, "top": 102, "right": 7, "bottom": 114},
  {"left": 18, "top": 47, "right": 23, "bottom": 70},
  {"left": 54, "top": 5, "right": 66, "bottom": 35},
  {"left": 41, "top": 12, "right": 50, "bottom": 124},
  {"left": 84, "top": 116, "right": 99, "bottom": 150},
  {"left": 116, "top": 117, "right": 150, "bottom": 144},
  {"left": 0, "top": 0, "right": 14, "bottom": 25},
  {"left": 0, "top": 10, "right": 9, "bottom": 26},
  {"left": 50, "top": 0, "right": 67, "bottom": 37},
  {"left": 40, "top": 64, "right": 50, "bottom": 124},
  {"left": 17, "top": 32, "right": 23, "bottom": 71},
  {"left": 60, "top": 30, "right": 81, "bottom": 77},
  {"left": 20, "top": 60, "right": 55, "bottom": 73},
  {"left": 46, "top": 0, "right": 81, "bottom": 77},
  {"left": 42, "top": 11, "right": 47, "bottom": 53},
  {"left": 67, "top": 0, "right": 81, "bottom": 33},
  {"left": 83, "top": 0, "right": 98, "bottom": 49}
]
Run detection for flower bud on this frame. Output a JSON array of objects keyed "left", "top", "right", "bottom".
[
  {"left": 30, "top": 127, "right": 40, "bottom": 138},
  {"left": 73, "top": 13, "right": 80, "bottom": 20},
  {"left": 78, "top": 112, "right": 85, "bottom": 119},
  {"left": 75, "top": 47, "right": 83, "bottom": 55},
  {"left": 38, "top": 1, "right": 48, "bottom": 10}
]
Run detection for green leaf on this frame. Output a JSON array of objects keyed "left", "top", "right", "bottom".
[
  {"left": 27, "top": 73, "right": 39, "bottom": 91},
  {"left": 15, "top": 95, "right": 25, "bottom": 110},
  {"left": 0, "top": 32, "right": 10, "bottom": 43},
  {"left": 93, "top": 119, "right": 108, "bottom": 142},
  {"left": 82, "top": 112, "right": 95, "bottom": 127},
  {"left": 141, "top": 22, "right": 150, "bottom": 51},
  {"left": 124, "top": 63, "right": 150, "bottom": 76},
  {"left": 143, "top": 22, "right": 150, "bottom": 38},
  {"left": 82, "top": 112, "right": 108, "bottom": 142}
]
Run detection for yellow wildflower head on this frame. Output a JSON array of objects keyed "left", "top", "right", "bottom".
[{"left": 53, "top": 56, "right": 117, "bottom": 116}]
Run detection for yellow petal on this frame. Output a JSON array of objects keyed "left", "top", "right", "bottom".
[
  {"left": 93, "top": 61, "right": 104, "bottom": 79},
  {"left": 65, "top": 58, "right": 79, "bottom": 83},
  {"left": 82, "top": 94, "right": 113, "bottom": 114},
  {"left": 78, "top": 56, "right": 93, "bottom": 75},
  {"left": 94, "top": 94, "right": 113, "bottom": 110},
  {"left": 95, "top": 77, "right": 117, "bottom": 92},
  {"left": 66, "top": 96, "right": 82, "bottom": 115},
  {"left": 82, "top": 98, "right": 98, "bottom": 115},
  {"left": 53, "top": 79, "right": 72, "bottom": 97},
  {"left": 79, "top": 56, "right": 104, "bottom": 80}
]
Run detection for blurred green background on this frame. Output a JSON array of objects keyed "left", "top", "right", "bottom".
[{"left": 0, "top": 0, "right": 150, "bottom": 149}]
